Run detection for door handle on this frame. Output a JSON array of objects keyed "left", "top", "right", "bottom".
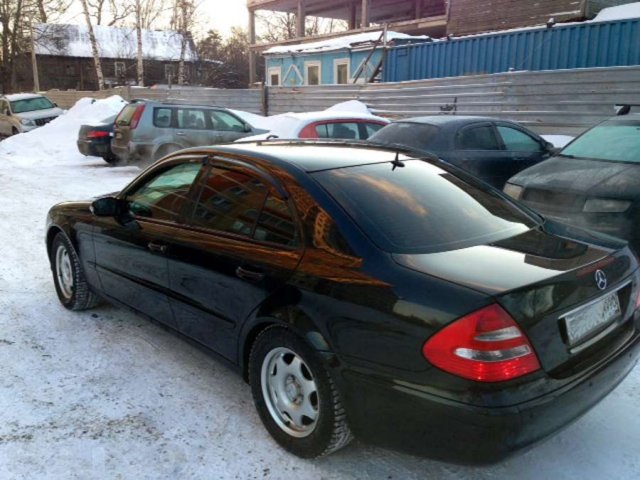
[
  {"left": 176, "top": 132, "right": 186, "bottom": 136},
  {"left": 235, "top": 266, "right": 265, "bottom": 282},
  {"left": 147, "top": 241, "right": 167, "bottom": 254}
]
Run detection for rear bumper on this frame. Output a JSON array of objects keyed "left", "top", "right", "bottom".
[{"left": 338, "top": 327, "right": 640, "bottom": 464}]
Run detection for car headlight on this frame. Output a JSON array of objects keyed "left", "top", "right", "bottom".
[
  {"left": 20, "top": 118, "right": 35, "bottom": 126},
  {"left": 503, "top": 183, "right": 524, "bottom": 200},
  {"left": 583, "top": 198, "right": 631, "bottom": 213}
]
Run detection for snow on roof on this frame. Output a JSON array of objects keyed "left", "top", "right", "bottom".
[
  {"left": 263, "top": 31, "right": 430, "bottom": 55},
  {"left": 34, "top": 24, "right": 198, "bottom": 62},
  {"left": 3, "top": 93, "right": 45, "bottom": 101},
  {"left": 593, "top": 2, "right": 640, "bottom": 22}
]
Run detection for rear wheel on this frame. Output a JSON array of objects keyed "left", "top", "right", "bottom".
[
  {"left": 249, "top": 326, "right": 353, "bottom": 458},
  {"left": 11, "top": 127, "right": 19, "bottom": 136},
  {"left": 50, "top": 232, "right": 100, "bottom": 310}
]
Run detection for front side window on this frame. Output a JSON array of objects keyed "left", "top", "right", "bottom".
[
  {"left": 314, "top": 160, "right": 537, "bottom": 253},
  {"left": 209, "top": 111, "right": 246, "bottom": 132},
  {"left": 561, "top": 120, "right": 640, "bottom": 163},
  {"left": 315, "top": 122, "right": 359, "bottom": 140},
  {"left": 10, "top": 96, "right": 55, "bottom": 113},
  {"left": 457, "top": 125, "right": 500, "bottom": 150},
  {"left": 190, "top": 167, "right": 268, "bottom": 237},
  {"left": 497, "top": 126, "right": 542, "bottom": 152},
  {"left": 126, "top": 162, "right": 203, "bottom": 222},
  {"left": 363, "top": 122, "right": 385, "bottom": 139}
]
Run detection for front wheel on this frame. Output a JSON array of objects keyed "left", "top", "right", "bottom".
[
  {"left": 249, "top": 326, "right": 353, "bottom": 458},
  {"left": 50, "top": 232, "right": 100, "bottom": 310}
]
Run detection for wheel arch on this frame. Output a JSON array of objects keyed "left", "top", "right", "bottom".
[{"left": 46, "top": 224, "right": 76, "bottom": 260}]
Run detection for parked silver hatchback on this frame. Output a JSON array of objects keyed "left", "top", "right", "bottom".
[
  {"left": 0, "top": 93, "right": 63, "bottom": 137},
  {"left": 111, "top": 100, "right": 265, "bottom": 164}
]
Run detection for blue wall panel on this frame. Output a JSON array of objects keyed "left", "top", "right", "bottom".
[{"left": 383, "top": 18, "right": 640, "bottom": 82}]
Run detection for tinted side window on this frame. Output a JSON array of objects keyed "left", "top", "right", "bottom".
[
  {"left": 153, "top": 108, "right": 173, "bottom": 128},
  {"left": 497, "top": 126, "right": 542, "bottom": 152},
  {"left": 177, "top": 108, "right": 207, "bottom": 129},
  {"left": 254, "top": 193, "right": 298, "bottom": 246},
  {"left": 457, "top": 125, "right": 500, "bottom": 150},
  {"left": 127, "top": 162, "right": 202, "bottom": 221},
  {"left": 190, "top": 167, "right": 267, "bottom": 236},
  {"left": 369, "top": 123, "right": 440, "bottom": 151},
  {"left": 209, "top": 111, "right": 246, "bottom": 132},
  {"left": 363, "top": 123, "right": 384, "bottom": 139}
]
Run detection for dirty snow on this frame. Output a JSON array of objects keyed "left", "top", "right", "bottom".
[
  {"left": 0, "top": 98, "right": 639, "bottom": 479},
  {"left": 594, "top": 2, "right": 640, "bottom": 22}
]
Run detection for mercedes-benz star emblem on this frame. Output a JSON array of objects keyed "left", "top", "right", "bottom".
[{"left": 595, "top": 270, "right": 608, "bottom": 291}]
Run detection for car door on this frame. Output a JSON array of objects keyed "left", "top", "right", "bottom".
[
  {"left": 175, "top": 107, "right": 211, "bottom": 147},
  {"left": 163, "top": 161, "right": 303, "bottom": 361},
  {"left": 494, "top": 123, "right": 550, "bottom": 182},
  {"left": 92, "top": 158, "right": 206, "bottom": 328},
  {"left": 447, "top": 122, "right": 511, "bottom": 189}
]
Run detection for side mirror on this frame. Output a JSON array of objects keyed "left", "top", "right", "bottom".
[
  {"left": 53, "top": 102, "right": 58, "bottom": 107},
  {"left": 244, "top": 123, "right": 253, "bottom": 133},
  {"left": 544, "top": 141, "right": 560, "bottom": 154},
  {"left": 91, "top": 196, "right": 121, "bottom": 216}
]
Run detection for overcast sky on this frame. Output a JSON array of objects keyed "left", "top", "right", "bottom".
[{"left": 60, "top": 0, "right": 250, "bottom": 39}]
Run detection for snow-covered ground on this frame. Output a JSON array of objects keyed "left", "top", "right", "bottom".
[{"left": 0, "top": 99, "right": 639, "bottom": 479}]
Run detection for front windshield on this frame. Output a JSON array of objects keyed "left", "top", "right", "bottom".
[
  {"left": 561, "top": 119, "right": 640, "bottom": 163},
  {"left": 314, "top": 160, "right": 538, "bottom": 254},
  {"left": 10, "top": 97, "right": 55, "bottom": 114}
]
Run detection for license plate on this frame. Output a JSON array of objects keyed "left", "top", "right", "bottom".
[{"left": 564, "top": 292, "right": 621, "bottom": 345}]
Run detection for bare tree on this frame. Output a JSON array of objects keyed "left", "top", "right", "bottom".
[
  {"left": 79, "top": 0, "right": 105, "bottom": 90},
  {"left": 172, "top": 0, "right": 196, "bottom": 85},
  {"left": 256, "top": 12, "right": 347, "bottom": 43},
  {"left": 86, "top": 0, "right": 135, "bottom": 26}
]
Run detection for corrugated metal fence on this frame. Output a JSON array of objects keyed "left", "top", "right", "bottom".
[
  {"left": 44, "top": 65, "right": 640, "bottom": 136},
  {"left": 383, "top": 18, "right": 640, "bottom": 82}
]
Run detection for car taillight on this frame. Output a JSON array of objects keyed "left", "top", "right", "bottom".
[
  {"left": 130, "top": 105, "right": 146, "bottom": 130},
  {"left": 423, "top": 303, "right": 541, "bottom": 382},
  {"left": 86, "top": 130, "right": 110, "bottom": 139}
]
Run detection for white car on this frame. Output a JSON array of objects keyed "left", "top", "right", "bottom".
[
  {"left": 0, "top": 93, "right": 64, "bottom": 137},
  {"left": 235, "top": 110, "right": 390, "bottom": 142}
]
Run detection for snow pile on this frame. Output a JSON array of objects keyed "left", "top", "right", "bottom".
[
  {"left": 541, "top": 135, "right": 575, "bottom": 148},
  {"left": 325, "top": 100, "right": 372, "bottom": 115},
  {"left": 0, "top": 95, "right": 127, "bottom": 167},
  {"left": 593, "top": 2, "right": 640, "bottom": 22},
  {"left": 264, "top": 31, "right": 430, "bottom": 55}
]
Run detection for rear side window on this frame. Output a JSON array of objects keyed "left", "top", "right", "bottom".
[
  {"left": 315, "top": 122, "right": 359, "bottom": 139},
  {"left": 153, "top": 108, "right": 173, "bottom": 128},
  {"left": 314, "top": 160, "right": 536, "bottom": 253},
  {"left": 497, "top": 126, "right": 542, "bottom": 152},
  {"left": 177, "top": 108, "right": 207, "bottom": 129},
  {"left": 254, "top": 193, "right": 298, "bottom": 246},
  {"left": 190, "top": 167, "right": 268, "bottom": 236},
  {"left": 116, "top": 104, "right": 139, "bottom": 126},
  {"left": 457, "top": 125, "right": 500, "bottom": 150},
  {"left": 126, "top": 162, "right": 203, "bottom": 222},
  {"left": 369, "top": 122, "right": 440, "bottom": 151}
]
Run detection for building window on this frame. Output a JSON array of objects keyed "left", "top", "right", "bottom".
[
  {"left": 115, "top": 61, "right": 126, "bottom": 78},
  {"left": 304, "top": 61, "right": 321, "bottom": 86},
  {"left": 268, "top": 67, "right": 281, "bottom": 86},
  {"left": 334, "top": 59, "right": 350, "bottom": 84},
  {"left": 165, "top": 64, "right": 175, "bottom": 81}
]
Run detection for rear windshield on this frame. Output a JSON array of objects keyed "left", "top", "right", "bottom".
[
  {"left": 369, "top": 122, "right": 440, "bottom": 151},
  {"left": 561, "top": 119, "right": 640, "bottom": 163},
  {"left": 116, "top": 104, "right": 139, "bottom": 127},
  {"left": 10, "top": 96, "right": 55, "bottom": 113},
  {"left": 313, "top": 161, "right": 537, "bottom": 254}
]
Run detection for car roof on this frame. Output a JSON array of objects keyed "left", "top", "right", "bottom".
[
  {"left": 3, "top": 93, "right": 46, "bottom": 101},
  {"left": 130, "top": 99, "right": 229, "bottom": 110},
  {"left": 180, "top": 141, "right": 421, "bottom": 173},
  {"left": 393, "top": 115, "right": 515, "bottom": 126},
  {"left": 282, "top": 111, "right": 389, "bottom": 123}
]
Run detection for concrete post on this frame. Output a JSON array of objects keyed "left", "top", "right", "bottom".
[
  {"left": 361, "top": 0, "right": 370, "bottom": 29},
  {"left": 297, "top": 0, "right": 306, "bottom": 37},
  {"left": 248, "top": 8, "right": 257, "bottom": 85}
]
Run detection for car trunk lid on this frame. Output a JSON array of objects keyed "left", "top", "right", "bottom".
[{"left": 393, "top": 224, "right": 639, "bottom": 376}]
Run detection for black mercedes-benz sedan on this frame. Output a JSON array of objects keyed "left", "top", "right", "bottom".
[
  {"left": 505, "top": 110, "right": 640, "bottom": 252},
  {"left": 368, "top": 116, "right": 556, "bottom": 189},
  {"left": 46, "top": 141, "right": 640, "bottom": 464}
]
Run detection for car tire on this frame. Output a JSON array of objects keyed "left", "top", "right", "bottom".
[
  {"left": 103, "top": 152, "right": 119, "bottom": 165},
  {"left": 50, "top": 232, "right": 100, "bottom": 310},
  {"left": 249, "top": 326, "right": 353, "bottom": 458},
  {"left": 11, "top": 127, "right": 19, "bottom": 136}
]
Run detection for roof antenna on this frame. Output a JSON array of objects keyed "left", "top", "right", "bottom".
[{"left": 391, "top": 151, "right": 405, "bottom": 171}]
